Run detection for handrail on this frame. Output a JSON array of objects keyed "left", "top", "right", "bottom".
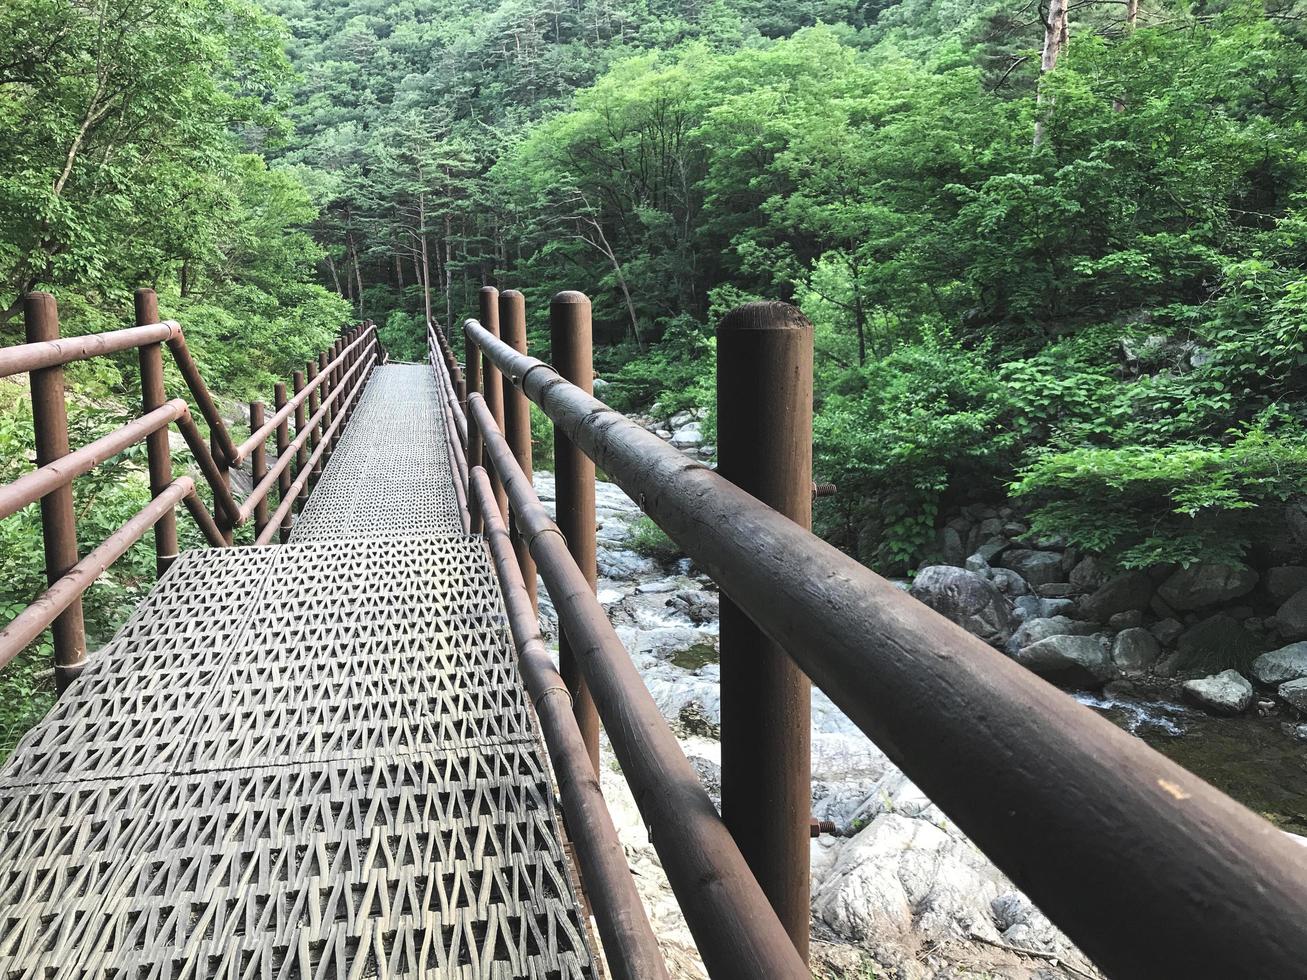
[
  {"left": 0, "top": 290, "right": 378, "bottom": 689},
  {"left": 468, "top": 466, "right": 668, "bottom": 980},
  {"left": 0, "top": 477, "right": 198, "bottom": 670},
  {"left": 0, "top": 321, "right": 182, "bottom": 378},
  {"left": 466, "top": 391, "right": 808, "bottom": 979},
  {"left": 465, "top": 308, "right": 1307, "bottom": 980}
]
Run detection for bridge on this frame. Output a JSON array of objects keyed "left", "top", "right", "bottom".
[{"left": 0, "top": 286, "right": 1304, "bottom": 980}]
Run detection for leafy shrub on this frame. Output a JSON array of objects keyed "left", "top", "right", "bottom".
[
  {"left": 624, "top": 516, "right": 682, "bottom": 564},
  {"left": 1012, "top": 415, "right": 1307, "bottom": 567},
  {"left": 600, "top": 318, "right": 715, "bottom": 417},
  {"left": 814, "top": 340, "right": 1015, "bottom": 570}
]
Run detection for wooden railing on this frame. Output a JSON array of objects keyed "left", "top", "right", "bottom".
[
  {"left": 436, "top": 285, "right": 1307, "bottom": 980},
  {"left": 0, "top": 289, "right": 380, "bottom": 684}
]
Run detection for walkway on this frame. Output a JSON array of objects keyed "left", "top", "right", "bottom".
[{"left": 0, "top": 365, "right": 597, "bottom": 978}]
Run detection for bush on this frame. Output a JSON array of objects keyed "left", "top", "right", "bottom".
[
  {"left": 814, "top": 340, "right": 1015, "bottom": 570},
  {"left": 624, "top": 516, "right": 682, "bottom": 563},
  {"left": 600, "top": 318, "right": 715, "bottom": 417}
]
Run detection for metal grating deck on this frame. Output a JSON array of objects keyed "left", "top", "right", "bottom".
[{"left": 0, "top": 365, "right": 597, "bottom": 979}]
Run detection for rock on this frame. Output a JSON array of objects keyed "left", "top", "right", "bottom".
[
  {"left": 964, "top": 553, "right": 990, "bottom": 575},
  {"left": 999, "top": 549, "right": 1064, "bottom": 588},
  {"left": 978, "top": 517, "right": 1004, "bottom": 537},
  {"left": 1040, "top": 597, "right": 1075, "bottom": 617},
  {"left": 1150, "top": 617, "right": 1184, "bottom": 645},
  {"left": 936, "top": 526, "right": 966, "bottom": 566},
  {"left": 1150, "top": 594, "right": 1179, "bottom": 620},
  {"left": 1154, "top": 652, "right": 1181, "bottom": 678},
  {"left": 988, "top": 567, "right": 1029, "bottom": 596},
  {"left": 1182, "top": 670, "right": 1254, "bottom": 715},
  {"left": 666, "top": 590, "right": 718, "bottom": 625},
  {"left": 1001, "top": 521, "right": 1027, "bottom": 537},
  {"left": 1011, "top": 595, "right": 1041, "bottom": 623},
  {"left": 1015, "top": 634, "right": 1114, "bottom": 687},
  {"left": 1157, "top": 562, "right": 1258, "bottom": 611},
  {"left": 1005, "top": 615, "right": 1099, "bottom": 657},
  {"left": 1176, "top": 614, "right": 1264, "bottom": 673},
  {"left": 909, "top": 566, "right": 1014, "bottom": 647},
  {"left": 1036, "top": 582, "right": 1076, "bottom": 598},
  {"left": 1079, "top": 570, "right": 1153, "bottom": 621},
  {"left": 1279, "top": 678, "right": 1307, "bottom": 713},
  {"left": 1069, "top": 556, "right": 1109, "bottom": 592},
  {"left": 1275, "top": 587, "right": 1307, "bottom": 642},
  {"left": 1112, "top": 628, "right": 1161, "bottom": 673},
  {"left": 667, "top": 409, "right": 696, "bottom": 429},
  {"left": 669, "top": 421, "right": 703, "bottom": 449},
  {"left": 1250, "top": 643, "right": 1307, "bottom": 686},
  {"left": 1109, "top": 609, "right": 1145, "bottom": 630},
  {"left": 974, "top": 537, "right": 1009, "bottom": 563}
]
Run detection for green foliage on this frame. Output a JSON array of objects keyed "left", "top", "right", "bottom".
[
  {"left": 600, "top": 319, "right": 715, "bottom": 417},
  {"left": 815, "top": 341, "right": 1015, "bottom": 569},
  {"left": 624, "top": 516, "right": 682, "bottom": 564},
  {"left": 380, "top": 311, "right": 426, "bottom": 363}
]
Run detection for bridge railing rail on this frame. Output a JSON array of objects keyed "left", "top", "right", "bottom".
[
  {"left": 0, "top": 289, "right": 380, "bottom": 687},
  {"left": 439, "top": 286, "right": 1307, "bottom": 980}
]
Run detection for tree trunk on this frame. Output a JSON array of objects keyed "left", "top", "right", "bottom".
[
  {"left": 1113, "top": 0, "right": 1139, "bottom": 111},
  {"left": 1033, "top": 0, "right": 1069, "bottom": 146},
  {"left": 419, "top": 193, "right": 434, "bottom": 325},
  {"left": 444, "top": 215, "right": 454, "bottom": 329}
]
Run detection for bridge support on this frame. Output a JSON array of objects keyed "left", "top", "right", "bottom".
[
  {"left": 479, "top": 287, "right": 509, "bottom": 524},
  {"left": 25, "top": 292, "right": 87, "bottom": 692},
  {"left": 135, "top": 288, "right": 179, "bottom": 577},
  {"left": 717, "top": 301, "right": 814, "bottom": 961},
  {"left": 551, "top": 291, "right": 601, "bottom": 776},
  {"left": 499, "top": 289, "right": 538, "bottom": 615}
]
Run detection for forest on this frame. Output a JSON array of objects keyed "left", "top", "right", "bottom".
[{"left": 2, "top": 0, "right": 1306, "bottom": 745}]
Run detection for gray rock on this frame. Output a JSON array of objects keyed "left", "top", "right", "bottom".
[
  {"left": 909, "top": 565, "right": 1015, "bottom": 647},
  {"left": 964, "top": 553, "right": 990, "bottom": 575},
  {"left": 1016, "top": 634, "right": 1114, "bottom": 687},
  {"left": 1069, "top": 556, "right": 1109, "bottom": 592},
  {"left": 1157, "top": 562, "right": 1258, "bottom": 611},
  {"left": 1040, "top": 597, "right": 1075, "bottom": 617},
  {"left": 1279, "top": 678, "right": 1307, "bottom": 713},
  {"left": 1079, "top": 571, "right": 1153, "bottom": 621},
  {"left": 1250, "top": 643, "right": 1307, "bottom": 686},
  {"left": 1001, "top": 521, "right": 1028, "bottom": 537},
  {"left": 1036, "top": 582, "right": 1076, "bottom": 598},
  {"left": 1012, "top": 595, "right": 1042, "bottom": 622},
  {"left": 975, "top": 537, "right": 1009, "bottom": 563},
  {"left": 1109, "top": 609, "right": 1145, "bottom": 630},
  {"left": 1112, "top": 628, "right": 1161, "bottom": 673},
  {"left": 669, "top": 421, "right": 703, "bottom": 449},
  {"left": 936, "top": 526, "right": 966, "bottom": 566},
  {"left": 1006, "top": 615, "right": 1099, "bottom": 657},
  {"left": 1275, "top": 587, "right": 1307, "bottom": 642},
  {"left": 1182, "top": 670, "right": 1254, "bottom": 715},
  {"left": 1150, "top": 594, "right": 1179, "bottom": 620},
  {"left": 979, "top": 517, "right": 1004, "bottom": 537},
  {"left": 1150, "top": 618, "right": 1184, "bottom": 645},
  {"left": 1176, "top": 614, "right": 1264, "bottom": 673},
  {"left": 1265, "top": 567, "right": 1307, "bottom": 606},
  {"left": 1000, "top": 549, "right": 1064, "bottom": 588},
  {"left": 988, "top": 567, "right": 1030, "bottom": 596}
]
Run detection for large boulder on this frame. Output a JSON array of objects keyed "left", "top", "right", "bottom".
[
  {"left": 1078, "top": 571, "right": 1153, "bottom": 622},
  {"left": 1280, "top": 678, "right": 1307, "bottom": 713},
  {"left": 1275, "top": 587, "right": 1307, "bottom": 642},
  {"left": 1250, "top": 643, "right": 1307, "bottom": 686},
  {"left": 999, "top": 549, "right": 1064, "bottom": 588},
  {"left": 1175, "top": 614, "right": 1264, "bottom": 673},
  {"left": 1015, "top": 634, "right": 1114, "bottom": 687},
  {"left": 910, "top": 566, "right": 1014, "bottom": 648},
  {"left": 1005, "top": 615, "right": 1098, "bottom": 657},
  {"left": 1157, "top": 562, "right": 1258, "bottom": 611},
  {"left": 1266, "top": 566, "right": 1307, "bottom": 604},
  {"left": 1181, "top": 670, "right": 1254, "bottom": 715},
  {"left": 1112, "top": 628, "right": 1161, "bottom": 673},
  {"left": 1069, "top": 556, "right": 1109, "bottom": 593}
]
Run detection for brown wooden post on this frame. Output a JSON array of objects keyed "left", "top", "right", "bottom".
[
  {"left": 716, "top": 301, "right": 814, "bottom": 961},
  {"left": 250, "top": 401, "right": 269, "bottom": 540},
  {"left": 499, "top": 289, "right": 537, "bottom": 614},
  {"left": 211, "top": 429, "right": 234, "bottom": 544},
  {"left": 134, "top": 288, "right": 179, "bottom": 576},
  {"left": 479, "top": 286, "right": 508, "bottom": 522},
  {"left": 292, "top": 369, "right": 307, "bottom": 511},
  {"left": 274, "top": 381, "right": 292, "bottom": 541},
  {"left": 551, "top": 290, "right": 600, "bottom": 774},
  {"left": 306, "top": 361, "right": 321, "bottom": 486},
  {"left": 318, "top": 351, "right": 332, "bottom": 460},
  {"left": 25, "top": 292, "right": 87, "bottom": 692},
  {"left": 465, "top": 314, "right": 483, "bottom": 535}
]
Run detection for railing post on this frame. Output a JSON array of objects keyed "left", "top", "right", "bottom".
[
  {"left": 500, "top": 289, "right": 537, "bottom": 614},
  {"left": 716, "top": 301, "right": 814, "bottom": 961},
  {"left": 479, "top": 287, "right": 508, "bottom": 522},
  {"left": 306, "top": 360, "right": 321, "bottom": 487},
  {"left": 550, "top": 290, "right": 600, "bottom": 775},
  {"left": 250, "top": 401, "right": 269, "bottom": 540},
  {"left": 318, "top": 350, "right": 332, "bottom": 462},
  {"left": 274, "top": 381, "right": 292, "bottom": 541},
  {"left": 292, "top": 369, "right": 307, "bottom": 511},
  {"left": 465, "top": 315, "right": 483, "bottom": 535},
  {"left": 24, "top": 292, "right": 87, "bottom": 692},
  {"left": 210, "top": 430, "right": 234, "bottom": 544},
  {"left": 134, "top": 288, "right": 179, "bottom": 577}
]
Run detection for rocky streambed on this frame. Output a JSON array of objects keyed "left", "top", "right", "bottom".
[{"left": 533, "top": 471, "right": 1101, "bottom": 980}]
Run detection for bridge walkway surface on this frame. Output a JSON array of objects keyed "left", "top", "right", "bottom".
[{"left": 0, "top": 364, "right": 598, "bottom": 979}]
